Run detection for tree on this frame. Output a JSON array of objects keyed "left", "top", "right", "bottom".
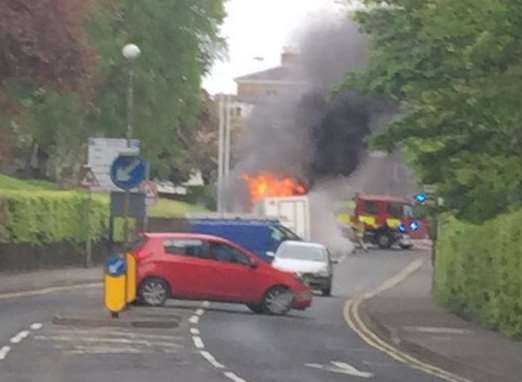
[
  {"left": 346, "top": 0, "right": 522, "bottom": 222},
  {"left": 0, "top": 0, "right": 227, "bottom": 186},
  {"left": 87, "top": 0, "right": 226, "bottom": 182},
  {"left": 0, "top": 0, "right": 97, "bottom": 94}
]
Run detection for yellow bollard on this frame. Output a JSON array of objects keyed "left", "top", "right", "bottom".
[
  {"left": 126, "top": 253, "right": 137, "bottom": 303},
  {"left": 104, "top": 255, "right": 127, "bottom": 317}
]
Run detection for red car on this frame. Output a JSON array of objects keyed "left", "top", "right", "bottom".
[{"left": 131, "top": 233, "right": 312, "bottom": 315}]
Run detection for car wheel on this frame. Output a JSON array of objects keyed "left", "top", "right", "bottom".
[
  {"left": 262, "top": 286, "right": 293, "bottom": 315},
  {"left": 376, "top": 232, "right": 393, "bottom": 249},
  {"left": 246, "top": 303, "right": 264, "bottom": 314},
  {"left": 138, "top": 277, "right": 169, "bottom": 306},
  {"left": 322, "top": 280, "right": 332, "bottom": 297}
]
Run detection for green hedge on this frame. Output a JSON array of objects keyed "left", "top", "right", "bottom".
[
  {"left": 0, "top": 190, "right": 109, "bottom": 245},
  {"left": 435, "top": 212, "right": 522, "bottom": 337}
]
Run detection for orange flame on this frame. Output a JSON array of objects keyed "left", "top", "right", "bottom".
[{"left": 243, "top": 172, "right": 307, "bottom": 203}]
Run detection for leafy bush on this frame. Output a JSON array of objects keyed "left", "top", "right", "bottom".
[
  {"left": 0, "top": 190, "right": 109, "bottom": 245},
  {"left": 435, "top": 212, "right": 522, "bottom": 337}
]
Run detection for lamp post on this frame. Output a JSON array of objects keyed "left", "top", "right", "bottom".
[
  {"left": 121, "top": 44, "right": 141, "bottom": 247},
  {"left": 122, "top": 44, "right": 141, "bottom": 148}
]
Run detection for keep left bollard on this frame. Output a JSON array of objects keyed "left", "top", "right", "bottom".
[
  {"left": 104, "top": 255, "right": 127, "bottom": 318},
  {"left": 126, "top": 252, "right": 137, "bottom": 304}
]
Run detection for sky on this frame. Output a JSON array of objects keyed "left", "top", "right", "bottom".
[{"left": 203, "top": 0, "right": 347, "bottom": 95}]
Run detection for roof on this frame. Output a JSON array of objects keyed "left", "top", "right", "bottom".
[
  {"left": 357, "top": 193, "right": 411, "bottom": 203},
  {"left": 234, "top": 65, "right": 307, "bottom": 84},
  {"left": 143, "top": 232, "right": 231, "bottom": 242},
  {"left": 279, "top": 240, "right": 326, "bottom": 249}
]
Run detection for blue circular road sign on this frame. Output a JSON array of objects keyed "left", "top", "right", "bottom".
[
  {"left": 105, "top": 255, "right": 126, "bottom": 277},
  {"left": 110, "top": 155, "right": 146, "bottom": 190}
]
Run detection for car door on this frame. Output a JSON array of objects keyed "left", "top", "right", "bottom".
[
  {"left": 207, "top": 241, "right": 260, "bottom": 302},
  {"left": 161, "top": 238, "right": 217, "bottom": 299}
]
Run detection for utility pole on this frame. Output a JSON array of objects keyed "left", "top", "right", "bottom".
[
  {"left": 217, "top": 94, "right": 225, "bottom": 213},
  {"left": 224, "top": 95, "right": 232, "bottom": 178}
]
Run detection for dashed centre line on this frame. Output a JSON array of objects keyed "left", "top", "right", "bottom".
[
  {"left": 224, "top": 371, "right": 248, "bottom": 382},
  {"left": 189, "top": 315, "right": 200, "bottom": 324},
  {"left": 0, "top": 322, "right": 43, "bottom": 362},
  {"left": 10, "top": 331, "right": 30, "bottom": 344},
  {"left": 0, "top": 346, "right": 11, "bottom": 360},
  {"left": 30, "top": 323, "right": 43, "bottom": 331},
  {"left": 189, "top": 303, "right": 249, "bottom": 382},
  {"left": 192, "top": 336, "right": 204, "bottom": 349},
  {"left": 200, "top": 350, "right": 225, "bottom": 369}
]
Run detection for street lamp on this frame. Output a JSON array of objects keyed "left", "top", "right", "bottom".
[
  {"left": 120, "top": 44, "right": 141, "bottom": 252},
  {"left": 122, "top": 43, "right": 141, "bottom": 147}
]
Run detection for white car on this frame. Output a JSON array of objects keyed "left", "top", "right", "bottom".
[{"left": 271, "top": 241, "right": 335, "bottom": 296}]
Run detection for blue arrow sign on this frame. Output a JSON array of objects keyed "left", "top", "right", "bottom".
[
  {"left": 105, "top": 255, "right": 126, "bottom": 277},
  {"left": 110, "top": 155, "right": 146, "bottom": 190}
]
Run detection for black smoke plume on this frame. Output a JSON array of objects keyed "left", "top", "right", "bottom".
[{"left": 226, "top": 14, "right": 391, "bottom": 212}]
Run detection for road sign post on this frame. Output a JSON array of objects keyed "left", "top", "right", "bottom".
[
  {"left": 80, "top": 166, "right": 100, "bottom": 268},
  {"left": 110, "top": 155, "right": 146, "bottom": 247}
]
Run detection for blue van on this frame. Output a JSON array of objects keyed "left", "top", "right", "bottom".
[{"left": 187, "top": 218, "right": 301, "bottom": 262}]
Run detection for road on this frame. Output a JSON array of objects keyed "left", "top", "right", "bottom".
[{"left": 0, "top": 249, "right": 441, "bottom": 382}]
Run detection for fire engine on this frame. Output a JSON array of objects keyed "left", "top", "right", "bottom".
[{"left": 350, "top": 193, "right": 428, "bottom": 249}]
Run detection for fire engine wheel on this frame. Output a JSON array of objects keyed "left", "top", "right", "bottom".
[{"left": 376, "top": 232, "right": 393, "bottom": 249}]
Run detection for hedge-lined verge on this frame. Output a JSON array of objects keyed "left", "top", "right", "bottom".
[
  {"left": 435, "top": 213, "right": 522, "bottom": 337},
  {"left": 0, "top": 190, "right": 109, "bottom": 245}
]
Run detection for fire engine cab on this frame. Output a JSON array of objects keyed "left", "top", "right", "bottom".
[{"left": 350, "top": 193, "right": 426, "bottom": 249}]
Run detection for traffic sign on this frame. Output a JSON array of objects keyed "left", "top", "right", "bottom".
[
  {"left": 80, "top": 166, "right": 100, "bottom": 188},
  {"left": 105, "top": 255, "right": 126, "bottom": 277},
  {"left": 140, "top": 180, "right": 159, "bottom": 206},
  {"left": 110, "top": 155, "right": 146, "bottom": 190}
]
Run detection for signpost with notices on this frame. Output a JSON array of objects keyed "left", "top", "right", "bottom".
[
  {"left": 79, "top": 166, "right": 100, "bottom": 268},
  {"left": 87, "top": 138, "right": 140, "bottom": 192}
]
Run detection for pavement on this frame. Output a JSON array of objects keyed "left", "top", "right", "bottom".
[
  {"left": 363, "top": 258, "right": 522, "bottom": 382},
  {"left": 0, "top": 266, "right": 102, "bottom": 295}
]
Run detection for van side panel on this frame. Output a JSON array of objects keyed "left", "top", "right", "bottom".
[{"left": 189, "top": 221, "right": 273, "bottom": 261}]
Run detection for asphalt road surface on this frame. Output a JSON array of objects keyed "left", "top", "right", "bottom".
[{"left": 0, "top": 249, "right": 441, "bottom": 382}]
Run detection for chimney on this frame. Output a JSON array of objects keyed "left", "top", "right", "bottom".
[{"left": 281, "top": 47, "right": 298, "bottom": 66}]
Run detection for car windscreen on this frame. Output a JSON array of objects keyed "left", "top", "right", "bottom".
[
  {"left": 270, "top": 224, "right": 301, "bottom": 241},
  {"left": 276, "top": 245, "right": 327, "bottom": 262}
]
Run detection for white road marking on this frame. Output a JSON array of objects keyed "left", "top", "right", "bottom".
[
  {"left": 30, "top": 323, "right": 43, "bottom": 331},
  {"left": 0, "top": 346, "right": 11, "bottom": 360},
  {"left": 306, "top": 361, "right": 373, "bottom": 378},
  {"left": 10, "top": 330, "right": 30, "bottom": 344},
  {"left": 224, "top": 371, "right": 248, "bottom": 382},
  {"left": 190, "top": 328, "right": 200, "bottom": 335},
  {"left": 51, "top": 329, "right": 180, "bottom": 340},
  {"left": 331, "top": 361, "right": 374, "bottom": 378},
  {"left": 34, "top": 335, "right": 180, "bottom": 348},
  {"left": 189, "top": 315, "right": 199, "bottom": 324},
  {"left": 200, "top": 350, "right": 225, "bottom": 369},
  {"left": 66, "top": 346, "right": 151, "bottom": 355},
  {"left": 0, "top": 283, "right": 101, "bottom": 300},
  {"left": 192, "top": 336, "right": 204, "bottom": 349},
  {"left": 195, "top": 308, "right": 205, "bottom": 316},
  {"left": 402, "top": 326, "right": 472, "bottom": 335},
  {"left": 202, "top": 301, "right": 210, "bottom": 308}
]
